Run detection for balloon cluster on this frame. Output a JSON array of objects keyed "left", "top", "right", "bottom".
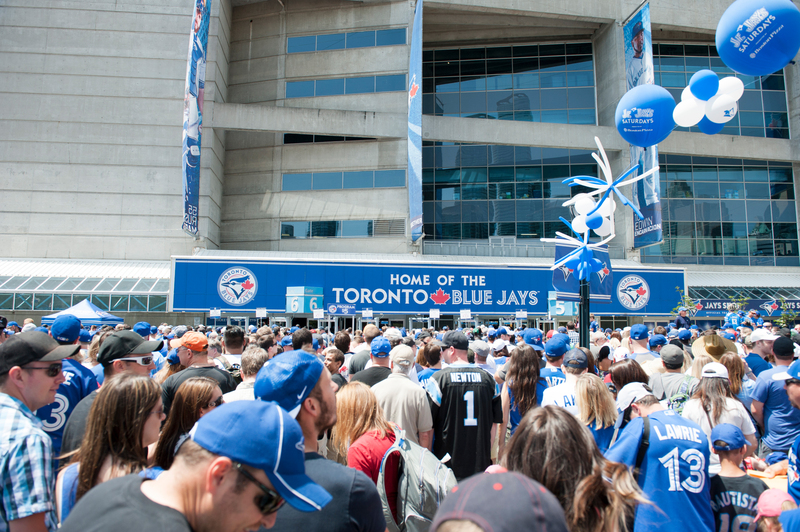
[
  {"left": 541, "top": 137, "right": 657, "bottom": 281},
  {"left": 673, "top": 70, "right": 745, "bottom": 135}
]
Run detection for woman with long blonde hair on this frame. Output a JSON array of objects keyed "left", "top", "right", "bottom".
[
  {"left": 330, "top": 382, "right": 400, "bottom": 522},
  {"left": 575, "top": 373, "right": 618, "bottom": 453}
]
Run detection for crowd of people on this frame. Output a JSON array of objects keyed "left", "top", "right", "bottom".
[{"left": 3, "top": 310, "right": 800, "bottom": 531}]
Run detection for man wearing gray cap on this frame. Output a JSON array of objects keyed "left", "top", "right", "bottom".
[
  {"left": 371, "top": 345, "right": 433, "bottom": 448},
  {"left": 470, "top": 340, "right": 494, "bottom": 375},
  {"left": 648, "top": 344, "right": 698, "bottom": 401}
]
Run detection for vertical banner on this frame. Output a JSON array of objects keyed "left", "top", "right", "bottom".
[
  {"left": 552, "top": 244, "right": 613, "bottom": 303},
  {"left": 181, "top": 0, "right": 212, "bottom": 236},
  {"left": 623, "top": 3, "right": 663, "bottom": 247},
  {"left": 407, "top": 0, "right": 423, "bottom": 242}
]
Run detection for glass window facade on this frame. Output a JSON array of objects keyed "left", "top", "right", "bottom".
[
  {"left": 422, "top": 43, "right": 596, "bottom": 125},
  {"left": 288, "top": 28, "right": 406, "bottom": 53},
  {"left": 282, "top": 170, "right": 406, "bottom": 191},
  {"left": 640, "top": 155, "right": 798, "bottom": 267},
  {"left": 421, "top": 142, "right": 598, "bottom": 240},
  {"left": 281, "top": 220, "right": 374, "bottom": 239},
  {"left": 654, "top": 44, "right": 789, "bottom": 139},
  {"left": 286, "top": 75, "right": 406, "bottom": 98}
]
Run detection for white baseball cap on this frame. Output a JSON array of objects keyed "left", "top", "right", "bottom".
[
  {"left": 750, "top": 329, "right": 779, "bottom": 343},
  {"left": 616, "top": 382, "right": 654, "bottom": 411},
  {"left": 491, "top": 339, "right": 508, "bottom": 353},
  {"left": 701, "top": 362, "right": 729, "bottom": 380}
]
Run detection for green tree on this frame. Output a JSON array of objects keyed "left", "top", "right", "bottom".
[
  {"left": 672, "top": 287, "right": 697, "bottom": 317},
  {"left": 775, "top": 297, "right": 799, "bottom": 328}
]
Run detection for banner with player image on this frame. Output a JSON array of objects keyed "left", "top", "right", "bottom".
[
  {"left": 181, "top": 0, "right": 212, "bottom": 236},
  {"left": 408, "top": 0, "right": 423, "bottom": 242},
  {"left": 552, "top": 244, "right": 613, "bottom": 303},
  {"left": 623, "top": 2, "right": 663, "bottom": 248}
]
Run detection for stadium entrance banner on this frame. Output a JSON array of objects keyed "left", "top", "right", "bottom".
[
  {"left": 181, "top": 0, "right": 212, "bottom": 236},
  {"left": 171, "top": 256, "right": 684, "bottom": 316},
  {"left": 689, "top": 299, "right": 800, "bottom": 318},
  {"left": 408, "top": 0, "right": 423, "bottom": 242},
  {"left": 623, "top": 2, "right": 663, "bottom": 248}
]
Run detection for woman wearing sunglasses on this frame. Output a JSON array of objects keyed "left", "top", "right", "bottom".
[
  {"left": 155, "top": 377, "right": 223, "bottom": 470},
  {"left": 55, "top": 373, "right": 164, "bottom": 524}
]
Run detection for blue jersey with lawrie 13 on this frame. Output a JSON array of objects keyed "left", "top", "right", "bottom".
[{"left": 605, "top": 409, "right": 714, "bottom": 532}]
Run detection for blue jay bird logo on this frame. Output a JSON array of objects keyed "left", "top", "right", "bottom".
[
  {"left": 220, "top": 275, "right": 254, "bottom": 301},
  {"left": 217, "top": 267, "right": 258, "bottom": 306},
  {"left": 617, "top": 275, "right": 650, "bottom": 310}
]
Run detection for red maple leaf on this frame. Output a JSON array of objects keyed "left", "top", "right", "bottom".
[
  {"left": 241, "top": 279, "right": 254, "bottom": 290},
  {"left": 602, "top": 267, "right": 610, "bottom": 275},
  {"left": 695, "top": 303, "right": 703, "bottom": 310},
  {"left": 430, "top": 288, "right": 450, "bottom": 305},
  {"left": 771, "top": 302, "right": 779, "bottom": 310},
  {"left": 636, "top": 286, "right": 647, "bottom": 296},
  {"left": 409, "top": 82, "right": 419, "bottom": 99}
]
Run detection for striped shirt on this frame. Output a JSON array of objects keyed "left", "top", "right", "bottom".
[{"left": 0, "top": 393, "right": 56, "bottom": 532}]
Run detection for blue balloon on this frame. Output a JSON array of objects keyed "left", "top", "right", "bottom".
[
  {"left": 716, "top": 0, "right": 800, "bottom": 76},
  {"left": 585, "top": 212, "right": 603, "bottom": 230},
  {"left": 698, "top": 116, "right": 725, "bottom": 135},
  {"left": 565, "top": 254, "right": 581, "bottom": 270},
  {"left": 615, "top": 84, "right": 676, "bottom": 148},
  {"left": 689, "top": 70, "right": 719, "bottom": 101}
]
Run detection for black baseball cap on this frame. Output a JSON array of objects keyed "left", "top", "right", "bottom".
[
  {"left": 0, "top": 316, "right": 6, "bottom": 329},
  {"left": 97, "top": 330, "right": 164, "bottom": 366},
  {"left": 773, "top": 336, "right": 795, "bottom": 359},
  {"left": 0, "top": 331, "right": 79, "bottom": 375},
  {"left": 440, "top": 330, "right": 469, "bottom": 351}
]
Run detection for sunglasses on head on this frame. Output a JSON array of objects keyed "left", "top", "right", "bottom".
[
  {"left": 233, "top": 462, "right": 284, "bottom": 514},
  {"left": 207, "top": 396, "right": 223, "bottom": 409},
  {"left": 118, "top": 355, "right": 153, "bottom": 366},
  {"left": 21, "top": 363, "right": 63, "bottom": 378}
]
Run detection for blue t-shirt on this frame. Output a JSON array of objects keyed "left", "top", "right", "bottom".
[
  {"left": 35, "top": 358, "right": 99, "bottom": 456},
  {"left": 606, "top": 410, "right": 714, "bottom": 532},
  {"left": 726, "top": 313, "right": 740, "bottom": 327},
  {"left": 588, "top": 422, "right": 615, "bottom": 454},
  {"left": 744, "top": 353, "right": 772, "bottom": 378},
  {"left": 756, "top": 318, "right": 765, "bottom": 327},
  {"left": 788, "top": 433, "right": 800, "bottom": 504},
  {"left": 417, "top": 367, "right": 440, "bottom": 389},
  {"left": 91, "top": 363, "right": 104, "bottom": 386},
  {"left": 780, "top": 507, "right": 800, "bottom": 530},
  {"left": 507, "top": 379, "right": 547, "bottom": 436},
  {"left": 540, "top": 367, "right": 566, "bottom": 388},
  {"left": 751, "top": 366, "right": 800, "bottom": 451},
  {"left": 589, "top": 320, "right": 599, "bottom": 332}
]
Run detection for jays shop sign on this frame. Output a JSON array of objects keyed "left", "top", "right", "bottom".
[
  {"left": 170, "top": 257, "right": 684, "bottom": 316},
  {"left": 689, "top": 299, "right": 800, "bottom": 318}
]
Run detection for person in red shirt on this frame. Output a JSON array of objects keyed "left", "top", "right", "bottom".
[{"left": 330, "top": 381, "right": 399, "bottom": 521}]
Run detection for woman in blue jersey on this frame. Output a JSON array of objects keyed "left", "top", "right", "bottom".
[
  {"left": 575, "top": 373, "right": 618, "bottom": 453},
  {"left": 498, "top": 344, "right": 547, "bottom": 458}
]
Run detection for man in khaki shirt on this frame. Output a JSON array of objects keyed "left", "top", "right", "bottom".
[{"left": 371, "top": 345, "right": 433, "bottom": 449}]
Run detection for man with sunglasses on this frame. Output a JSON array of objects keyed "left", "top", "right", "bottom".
[
  {"left": 0, "top": 331, "right": 79, "bottom": 532},
  {"left": 161, "top": 331, "right": 236, "bottom": 417},
  {"left": 60, "top": 400, "right": 331, "bottom": 532},
  {"left": 61, "top": 330, "right": 163, "bottom": 455}
]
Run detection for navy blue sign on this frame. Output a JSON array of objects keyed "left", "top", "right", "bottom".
[
  {"left": 172, "top": 258, "right": 684, "bottom": 316},
  {"left": 689, "top": 299, "right": 800, "bottom": 318},
  {"left": 552, "top": 245, "right": 613, "bottom": 303}
]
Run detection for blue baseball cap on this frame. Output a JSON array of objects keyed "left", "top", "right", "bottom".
[
  {"left": 150, "top": 326, "right": 158, "bottom": 335},
  {"left": 678, "top": 329, "right": 692, "bottom": 341},
  {"left": 254, "top": 351, "right": 323, "bottom": 418},
  {"left": 563, "top": 348, "right": 588, "bottom": 369},
  {"left": 667, "top": 330, "right": 678, "bottom": 338},
  {"left": 371, "top": 336, "right": 391, "bottom": 358},
  {"left": 678, "top": 307, "right": 687, "bottom": 312},
  {"left": 544, "top": 334, "right": 570, "bottom": 358},
  {"left": 190, "top": 400, "right": 332, "bottom": 512},
  {"left": 249, "top": 325, "right": 257, "bottom": 333},
  {"left": 690, "top": 325, "right": 699, "bottom": 330},
  {"left": 496, "top": 327, "right": 508, "bottom": 336},
  {"left": 630, "top": 324, "right": 649, "bottom": 340},
  {"left": 79, "top": 329, "right": 92, "bottom": 343},
  {"left": 173, "top": 325, "right": 188, "bottom": 338},
  {"left": 34, "top": 326, "right": 50, "bottom": 334},
  {"left": 557, "top": 326, "right": 567, "bottom": 334},
  {"left": 710, "top": 423, "right": 747, "bottom": 451},
  {"left": 290, "top": 326, "right": 300, "bottom": 334},
  {"left": 166, "top": 348, "right": 180, "bottom": 365},
  {"left": 648, "top": 334, "right": 667, "bottom": 347},
  {"left": 280, "top": 336, "right": 293, "bottom": 347},
  {"left": 7, "top": 322, "right": 19, "bottom": 328},
  {"left": 522, "top": 328, "right": 544, "bottom": 351},
  {"left": 51, "top": 315, "right": 82, "bottom": 345},
  {"left": 133, "top": 322, "right": 151, "bottom": 338},
  {"left": 772, "top": 359, "right": 800, "bottom": 382},
  {"left": 722, "top": 332, "right": 736, "bottom": 341},
  {"left": 632, "top": 20, "right": 643, "bottom": 36},
  {"left": 487, "top": 327, "right": 497, "bottom": 337}
]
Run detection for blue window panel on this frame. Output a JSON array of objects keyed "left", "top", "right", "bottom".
[
  {"left": 341, "top": 220, "right": 373, "bottom": 237},
  {"left": 317, "top": 33, "right": 346, "bottom": 51},
  {"left": 436, "top": 78, "right": 460, "bottom": 92},
  {"left": 566, "top": 56, "right": 593, "bottom": 71},
  {"left": 344, "top": 171, "right": 374, "bottom": 189},
  {"left": 489, "top": 200, "right": 515, "bottom": 222},
  {"left": 315, "top": 78, "right": 344, "bottom": 96},
  {"left": 460, "top": 92, "right": 486, "bottom": 115},
  {"left": 282, "top": 173, "right": 313, "bottom": 191},
  {"left": 376, "top": 74, "right": 405, "bottom": 92},
  {"left": 568, "top": 109, "right": 595, "bottom": 124},
  {"left": 762, "top": 75, "right": 786, "bottom": 91},
  {"left": 288, "top": 36, "right": 316, "bottom": 53},
  {"left": 286, "top": 81, "right": 314, "bottom": 98},
  {"left": 514, "top": 72, "right": 539, "bottom": 89},
  {"left": 435, "top": 201, "right": 462, "bottom": 223},
  {"left": 462, "top": 201, "right": 489, "bottom": 222},
  {"left": 747, "top": 200, "right": 772, "bottom": 222},
  {"left": 435, "top": 224, "right": 461, "bottom": 239},
  {"left": 423, "top": 201, "right": 435, "bottom": 221},
  {"left": 567, "top": 71, "right": 594, "bottom": 87},
  {"left": 568, "top": 88, "right": 595, "bottom": 108},
  {"left": 459, "top": 77, "right": 486, "bottom": 92},
  {"left": 374, "top": 170, "right": 406, "bottom": 187},
  {"left": 435, "top": 184, "right": 460, "bottom": 200},
  {"left": 773, "top": 201, "right": 797, "bottom": 222},
  {"left": 516, "top": 222, "right": 543, "bottom": 238},
  {"left": 376, "top": 28, "right": 406, "bottom": 46},
  {"left": 486, "top": 74, "right": 512, "bottom": 90},
  {"left": 149, "top": 296, "right": 167, "bottom": 312},
  {"left": 739, "top": 91, "right": 763, "bottom": 111},
  {"left": 540, "top": 89, "right": 567, "bottom": 109},
  {"left": 346, "top": 76, "right": 375, "bottom": 94},
  {"left": 541, "top": 109, "right": 569, "bottom": 124},
  {"left": 462, "top": 223, "right": 489, "bottom": 239},
  {"left": 129, "top": 295, "right": 147, "bottom": 312},
  {"left": 488, "top": 146, "right": 515, "bottom": 166},
  {"left": 282, "top": 222, "right": 310, "bottom": 239},
  {"left": 346, "top": 31, "right": 375, "bottom": 48},
  {"left": 313, "top": 172, "right": 343, "bottom": 190},
  {"left": 540, "top": 72, "right": 567, "bottom": 88}
]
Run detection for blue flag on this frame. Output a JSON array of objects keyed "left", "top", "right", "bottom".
[
  {"left": 408, "top": 0, "right": 423, "bottom": 242},
  {"left": 552, "top": 244, "right": 613, "bottom": 303}
]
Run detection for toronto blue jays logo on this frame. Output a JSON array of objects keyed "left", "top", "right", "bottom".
[
  {"left": 217, "top": 267, "right": 257, "bottom": 306},
  {"left": 617, "top": 275, "right": 650, "bottom": 310},
  {"left": 760, "top": 300, "right": 779, "bottom": 316},
  {"left": 596, "top": 262, "right": 611, "bottom": 283},
  {"left": 558, "top": 264, "right": 573, "bottom": 281}
]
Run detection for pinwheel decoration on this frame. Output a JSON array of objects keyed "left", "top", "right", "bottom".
[{"left": 541, "top": 136, "right": 658, "bottom": 280}]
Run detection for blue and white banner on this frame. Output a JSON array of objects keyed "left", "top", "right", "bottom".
[
  {"left": 552, "top": 245, "right": 613, "bottom": 303},
  {"left": 181, "top": 0, "right": 212, "bottom": 236},
  {"left": 408, "top": 0, "right": 423, "bottom": 242},
  {"left": 623, "top": 3, "right": 663, "bottom": 248}
]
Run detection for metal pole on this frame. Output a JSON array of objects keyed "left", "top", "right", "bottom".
[{"left": 579, "top": 278, "right": 590, "bottom": 348}]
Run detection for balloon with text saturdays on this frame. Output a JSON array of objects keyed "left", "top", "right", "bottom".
[
  {"left": 615, "top": 84, "right": 676, "bottom": 147},
  {"left": 716, "top": 0, "right": 800, "bottom": 76},
  {"left": 698, "top": 116, "right": 725, "bottom": 135},
  {"left": 689, "top": 70, "right": 720, "bottom": 101}
]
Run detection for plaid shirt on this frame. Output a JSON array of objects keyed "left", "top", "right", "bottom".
[
  {"left": 568, "top": 330, "right": 580, "bottom": 347},
  {"left": 0, "top": 393, "right": 56, "bottom": 532}
]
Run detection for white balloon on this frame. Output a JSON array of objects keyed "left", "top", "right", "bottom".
[
  {"left": 572, "top": 216, "right": 588, "bottom": 234},
  {"left": 572, "top": 194, "right": 596, "bottom": 215},
  {"left": 681, "top": 85, "right": 700, "bottom": 104},
  {"left": 706, "top": 94, "right": 738, "bottom": 124},
  {"left": 718, "top": 76, "right": 744, "bottom": 101},
  {"left": 594, "top": 217, "right": 613, "bottom": 237},
  {"left": 595, "top": 198, "right": 616, "bottom": 217},
  {"left": 673, "top": 98, "right": 705, "bottom": 127}
]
